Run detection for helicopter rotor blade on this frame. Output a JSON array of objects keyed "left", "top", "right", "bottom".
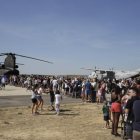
[
  {"left": 16, "top": 63, "right": 24, "bottom": 65},
  {"left": 14, "top": 54, "right": 53, "bottom": 64},
  {"left": 0, "top": 54, "right": 6, "bottom": 56}
]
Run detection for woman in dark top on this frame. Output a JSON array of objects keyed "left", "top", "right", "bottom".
[
  {"left": 106, "top": 81, "right": 113, "bottom": 122},
  {"left": 111, "top": 84, "right": 121, "bottom": 137}
]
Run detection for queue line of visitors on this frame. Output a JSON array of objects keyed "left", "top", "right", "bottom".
[{"left": 1, "top": 75, "right": 140, "bottom": 139}]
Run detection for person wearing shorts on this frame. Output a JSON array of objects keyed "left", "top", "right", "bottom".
[
  {"left": 44, "top": 87, "right": 55, "bottom": 110},
  {"left": 111, "top": 84, "right": 121, "bottom": 137},
  {"left": 102, "top": 101, "right": 110, "bottom": 129},
  {"left": 53, "top": 78, "right": 58, "bottom": 94},
  {"left": 37, "top": 85, "right": 48, "bottom": 111},
  {"left": 31, "top": 85, "right": 39, "bottom": 115}
]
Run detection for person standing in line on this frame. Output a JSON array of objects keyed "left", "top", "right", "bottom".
[
  {"left": 97, "top": 81, "right": 102, "bottom": 104},
  {"left": 106, "top": 81, "right": 113, "bottom": 122},
  {"left": 47, "top": 76, "right": 50, "bottom": 88},
  {"left": 1, "top": 76, "right": 6, "bottom": 90},
  {"left": 34, "top": 78, "right": 38, "bottom": 86},
  {"left": 111, "top": 85, "right": 121, "bottom": 137},
  {"left": 53, "top": 78, "right": 58, "bottom": 94},
  {"left": 64, "top": 79, "right": 69, "bottom": 96},
  {"left": 125, "top": 87, "right": 140, "bottom": 140},
  {"left": 91, "top": 78, "right": 97, "bottom": 103},
  {"left": 136, "top": 80, "right": 140, "bottom": 97},
  {"left": 13, "top": 75, "right": 17, "bottom": 86},
  {"left": 0, "top": 76, "right": 2, "bottom": 90},
  {"left": 81, "top": 80, "right": 85, "bottom": 102},
  {"left": 43, "top": 78, "right": 47, "bottom": 89},
  {"left": 102, "top": 80, "right": 106, "bottom": 101},
  {"left": 57, "top": 78, "right": 62, "bottom": 91},
  {"left": 84, "top": 79, "right": 91, "bottom": 103},
  {"left": 133, "top": 100, "right": 140, "bottom": 140},
  {"left": 55, "top": 90, "right": 62, "bottom": 116},
  {"left": 9, "top": 76, "right": 12, "bottom": 86},
  {"left": 26, "top": 80, "right": 31, "bottom": 92}
]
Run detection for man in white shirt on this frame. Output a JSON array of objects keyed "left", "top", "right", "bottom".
[
  {"left": 118, "top": 80, "right": 123, "bottom": 92},
  {"left": 53, "top": 78, "right": 58, "bottom": 94},
  {"left": 43, "top": 79, "right": 47, "bottom": 89}
]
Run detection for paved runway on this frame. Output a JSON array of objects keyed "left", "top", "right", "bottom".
[{"left": 0, "top": 86, "right": 82, "bottom": 108}]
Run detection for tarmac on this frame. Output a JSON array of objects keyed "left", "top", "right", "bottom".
[{"left": 0, "top": 85, "right": 82, "bottom": 108}]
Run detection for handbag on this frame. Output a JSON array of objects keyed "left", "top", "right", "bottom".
[{"left": 106, "top": 89, "right": 113, "bottom": 102}]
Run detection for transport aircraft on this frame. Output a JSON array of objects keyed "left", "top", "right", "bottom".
[{"left": 81, "top": 67, "right": 140, "bottom": 80}]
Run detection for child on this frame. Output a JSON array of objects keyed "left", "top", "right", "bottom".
[
  {"left": 55, "top": 90, "right": 62, "bottom": 116},
  {"left": 45, "top": 87, "right": 55, "bottom": 110},
  {"left": 97, "top": 82, "right": 102, "bottom": 104},
  {"left": 30, "top": 85, "right": 39, "bottom": 115},
  {"left": 26, "top": 80, "right": 31, "bottom": 92},
  {"left": 37, "top": 85, "right": 45, "bottom": 111},
  {"left": 102, "top": 101, "right": 109, "bottom": 129}
]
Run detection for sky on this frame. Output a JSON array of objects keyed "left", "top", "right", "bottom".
[{"left": 0, "top": 0, "right": 140, "bottom": 75}]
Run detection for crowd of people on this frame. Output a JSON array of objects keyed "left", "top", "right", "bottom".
[{"left": 1, "top": 74, "right": 140, "bottom": 140}]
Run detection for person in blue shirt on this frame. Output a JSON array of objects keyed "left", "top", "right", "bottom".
[
  {"left": 0, "top": 76, "right": 1, "bottom": 90},
  {"left": 84, "top": 79, "right": 91, "bottom": 103}
]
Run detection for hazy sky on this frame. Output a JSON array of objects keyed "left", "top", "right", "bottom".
[{"left": 0, "top": 0, "right": 140, "bottom": 75}]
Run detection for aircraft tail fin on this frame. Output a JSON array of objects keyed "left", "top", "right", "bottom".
[{"left": 135, "top": 69, "right": 140, "bottom": 72}]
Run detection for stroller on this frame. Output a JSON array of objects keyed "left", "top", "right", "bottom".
[
  {"left": 72, "top": 87, "right": 81, "bottom": 98},
  {"left": 121, "top": 102, "right": 127, "bottom": 139}
]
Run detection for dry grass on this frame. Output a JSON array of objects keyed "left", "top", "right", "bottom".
[{"left": 0, "top": 103, "right": 122, "bottom": 140}]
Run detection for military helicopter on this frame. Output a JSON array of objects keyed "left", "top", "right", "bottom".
[
  {"left": 0, "top": 53, "right": 53, "bottom": 76},
  {"left": 81, "top": 66, "right": 140, "bottom": 80}
]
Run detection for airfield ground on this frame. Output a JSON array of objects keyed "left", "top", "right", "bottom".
[{"left": 0, "top": 86, "right": 122, "bottom": 140}]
